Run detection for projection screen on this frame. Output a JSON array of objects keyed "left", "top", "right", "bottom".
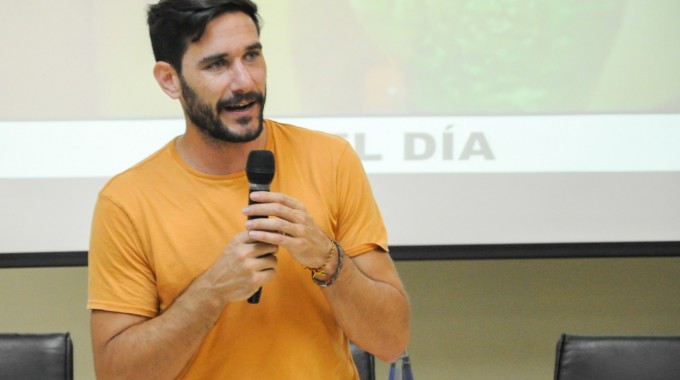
[{"left": 1, "top": 1, "right": 679, "bottom": 258}]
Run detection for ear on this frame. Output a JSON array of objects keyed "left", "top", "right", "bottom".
[{"left": 153, "top": 61, "right": 182, "bottom": 99}]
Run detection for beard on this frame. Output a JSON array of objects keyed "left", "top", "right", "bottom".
[{"left": 180, "top": 76, "right": 265, "bottom": 143}]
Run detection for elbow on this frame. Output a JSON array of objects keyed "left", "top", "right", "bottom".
[
  {"left": 376, "top": 303, "right": 411, "bottom": 363},
  {"left": 377, "top": 351, "right": 403, "bottom": 364},
  {"left": 375, "top": 333, "right": 410, "bottom": 363},
  {"left": 352, "top": 323, "right": 410, "bottom": 364},
  {"left": 372, "top": 317, "right": 410, "bottom": 363}
]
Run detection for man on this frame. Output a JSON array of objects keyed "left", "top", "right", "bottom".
[{"left": 87, "top": 0, "right": 410, "bottom": 379}]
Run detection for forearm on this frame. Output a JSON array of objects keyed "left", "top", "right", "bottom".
[
  {"left": 321, "top": 253, "right": 410, "bottom": 363},
  {"left": 92, "top": 276, "right": 223, "bottom": 380}
]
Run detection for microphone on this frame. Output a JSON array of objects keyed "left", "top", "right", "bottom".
[{"left": 245, "top": 150, "right": 275, "bottom": 304}]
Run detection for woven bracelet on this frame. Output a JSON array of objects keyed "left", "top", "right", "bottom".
[{"left": 308, "top": 240, "right": 344, "bottom": 287}]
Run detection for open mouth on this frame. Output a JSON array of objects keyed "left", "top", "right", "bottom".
[{"left": 222, "top": 101, "right": 256, "bottom": 112}]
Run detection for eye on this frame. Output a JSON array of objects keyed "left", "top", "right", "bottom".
[
  {"left": 206, "top": 59, "right": 227, "bottom": 70},
  {"left": 244, "top": 51, "right": 261, "bottom": 62}
]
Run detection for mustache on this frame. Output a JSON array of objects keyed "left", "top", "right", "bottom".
[{"left": 217, "top": 92, "right": 265, "bottom": 109}]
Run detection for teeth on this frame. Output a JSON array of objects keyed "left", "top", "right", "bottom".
[{"left": 224, "top": 103, "right": 249, "bottom": 111}]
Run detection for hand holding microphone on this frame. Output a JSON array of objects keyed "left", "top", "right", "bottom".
[
  {"left": 244, "top": 150, "right": 340, "bottom": 299},
  {"left": 245, "top": 150, "right": 275, "bottom": 304}
]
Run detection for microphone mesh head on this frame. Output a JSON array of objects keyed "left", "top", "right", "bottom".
[{"left": 246, "top": 150, "right": 275, "bottom": 184}]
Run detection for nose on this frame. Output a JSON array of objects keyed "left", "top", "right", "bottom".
[{"left": 229, "top": 59, "right": 255, "bottom": 93}]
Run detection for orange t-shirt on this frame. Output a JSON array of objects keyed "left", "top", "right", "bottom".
[{"left": 88, "top": 119, "right": 388, "bottom": 379}]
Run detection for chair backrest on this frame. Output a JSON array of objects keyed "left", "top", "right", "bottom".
[
  {"left": 0, "top": 333, "right": 73, "bottom": 380},
  {"left": 554, "top": 334, "right": 680, "bottom": 380},
  {"left": 350, "top": 342, "right": 375, "bottom": 380}
]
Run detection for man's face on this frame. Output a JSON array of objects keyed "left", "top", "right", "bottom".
[{"left": 179, "top": 12, "right": 267, "bottom": 143}]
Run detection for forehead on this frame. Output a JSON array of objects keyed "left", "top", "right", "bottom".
[{"left": 184, "top": 12, "right": 260, "bottom": 60}]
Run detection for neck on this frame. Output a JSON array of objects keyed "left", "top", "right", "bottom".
[{"left": 175, "top": 123, "right": 268, "bottom": 176}]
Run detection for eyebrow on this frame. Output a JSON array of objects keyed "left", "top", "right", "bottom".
[{"left": 197, "top": 42, "right": 263, "bottom": 67}]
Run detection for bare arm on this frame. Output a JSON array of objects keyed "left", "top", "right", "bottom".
[
  {"left": 245, "top": 192, "right": 411, "bottom": 363},
  {"left": 90, "top": 232, "right": 278, "bottom": 380},
  {"left": 321, "top": 248, "right": 410, "bottom": 362},
  {"left": 91, "top": 284, "right": 220, "bottom": 380}
]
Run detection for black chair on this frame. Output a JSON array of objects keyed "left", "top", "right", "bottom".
[
  {"left": 554, "top": 334, "right": 680, "bottom": 380},
  {"left": 350, "top": 342, "right": 375, "bottom": 380},
  {"left": 0, "top": 333, "right": 73, "bottom": 380}
]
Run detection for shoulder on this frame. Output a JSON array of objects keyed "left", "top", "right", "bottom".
[
  {"left": 265, "top": 119, "right": 368, "bottom": 187},
  {"left": 98, "top": 140, "right": 176, "bottom": 203},
  {"left": 265, "top": 119, "right": 356, "bottom": 171},
  {"left": 266, "top": 119, "right": 351, "bottom": 152}
]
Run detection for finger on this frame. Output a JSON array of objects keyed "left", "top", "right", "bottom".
[
  {"left": 230, "top": 231, "right": 278, "bottom": 258},
  {"left": 251, "top": 241, "right": 279, "bottom": 257},
  {"left": 231, "top": 230, "right": 254, "bottom": 244},
  {"left": 243, "top": 202, "right": 306, "bottom": 225},
  {"left": 246, "top": 217, "right": 296, "bottom": 236},
  {"left": 252, "top": 253, "right": 278, "bottom": 272},
  {"left": 248, "top": 229, "right": 292, "bottom": 246},
  {"left": 250, "top": 191, "right": 305, "bottom": 211}
]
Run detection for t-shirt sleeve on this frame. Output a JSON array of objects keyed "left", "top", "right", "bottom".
[
  {"left": 333, "top": 143, "right": 389, "bottom": 257},
  {"left": 87, "top": 193, "right": 159, "bottom": 317}
]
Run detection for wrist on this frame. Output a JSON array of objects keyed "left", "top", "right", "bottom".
[
  {"left": 308, "top": 238, "right": 335, "bottom": 269},
  {"left": 305, "top": 239, "right": 344, "bottom": 287}
]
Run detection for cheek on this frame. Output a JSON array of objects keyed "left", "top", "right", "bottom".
[
  {"left": 194, "top": 79, "right": 228, "bottom": 103},
  {"left": 254, "top": 64, "right": 267, "bottom": 88}
]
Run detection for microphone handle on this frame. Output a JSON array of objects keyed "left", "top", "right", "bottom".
[{"left": 247, "top": 185, "right": 268, "bottom": 304}]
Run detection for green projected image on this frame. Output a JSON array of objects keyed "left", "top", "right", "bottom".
[
  {"left": 285, "top": 0, "right": 680, "bottom": 116},
  {"left": 1, "top": 1, "right": 679, "bottom": 120}
]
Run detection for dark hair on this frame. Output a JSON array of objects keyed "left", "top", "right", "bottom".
[{"left": 147, "top": 0, "right": 261, "bottom": 73}]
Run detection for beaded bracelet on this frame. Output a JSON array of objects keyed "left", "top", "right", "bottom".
[{"left": 306, "top": 240, "right": 344, "bottom": 287}]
